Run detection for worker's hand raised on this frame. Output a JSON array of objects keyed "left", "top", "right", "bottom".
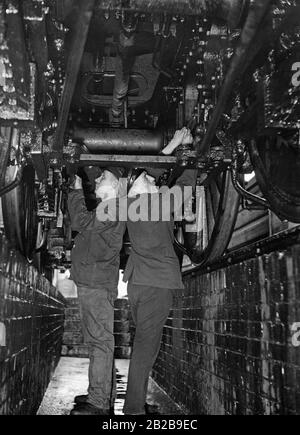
[
  {"left": 182, "top": 128, "right": 193, "bottom": 145},
  {"left": 162, "top": 127, "right": 191, "bottom": 155},
  {"left": 172, "top": 127, "right": 189, "bottom": 148}
]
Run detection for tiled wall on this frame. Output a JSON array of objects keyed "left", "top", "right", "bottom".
[
  {"left": 62, "top": 297, "right": 132, "bottom": 359},
  {"left": 0, "top": 231, "right": 65, "bottom": 415},
  {"left": 153, "top": 245, "right": 300, "bottom": 415}
]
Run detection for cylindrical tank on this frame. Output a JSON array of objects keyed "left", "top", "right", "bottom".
[{"left": 72, "top": 127, "right": 164, "bottom": 155}]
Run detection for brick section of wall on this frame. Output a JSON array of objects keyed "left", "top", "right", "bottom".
[
  {"left": 62, "top": 297, "right": 132, "bottom": 359},
  {"left": 114, "top": 298, "right": 132, "bottom": 359},
  {"left": 61, "top": 298, "right": 87, "bottom": 358},
  {"left": 0, "top": 232, "right": 65, "bottom": 415},
  {"left": 152, "top": 245, "right": 300, "bottom": 415}
]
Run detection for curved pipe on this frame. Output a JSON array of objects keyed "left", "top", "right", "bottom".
[
  {"left": 72, "top": 127, "right": 164, "bottom": 154},
  {"left": 0, "top": 166, "right": 23, "bottom": 198},
  {"left": 231, "top": 159, "right": 269, "bottom": 209},
  {"left": 35, "top": 229, "right": 49, "bottom": 253},
  {"left": 174, "top": 234, "right": 189, "bottom": 256}
]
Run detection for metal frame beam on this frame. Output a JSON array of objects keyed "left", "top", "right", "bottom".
[
  {"left": 97, "top": 0, "right": 241, "bottom": 17},
  {"left": 183, "top": 226, "right": 300, "bottom": 276},
  {"left": 53, "top": 0, "right": 96, "bottom": 151},
  {"left": 79, "top": 154, "right": 178, "bottom": 168},
  {"left": 198, "top": 0, "right": 273, "bottom": 155}
]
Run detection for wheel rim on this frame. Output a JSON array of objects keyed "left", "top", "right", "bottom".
[
  {"left": 2, "top": 165, "right": 38, "bottom": 260},
  {"left": 183, "top": 170, "right": 240, "bottom": 266},
  {"left": 248, "top": 136, "right": 300, "bottom": 223}
]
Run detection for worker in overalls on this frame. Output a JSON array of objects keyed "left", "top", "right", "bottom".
[
  {"left": 68, "top": 167, "right": 125, "bottom": 415},
  {"left": 122, "top": 128, "right": 197, "bottom": 415}
]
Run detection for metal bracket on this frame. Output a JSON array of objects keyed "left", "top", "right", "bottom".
[{"left": 231, "top": 159, "right": 270, "bottom": 209}]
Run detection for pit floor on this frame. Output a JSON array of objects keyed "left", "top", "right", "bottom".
[{"left": 37, "top": 358, "right": 184, "bottom": 415}]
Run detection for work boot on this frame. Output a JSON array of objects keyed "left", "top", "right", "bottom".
[
  {"left": 74, "top": 394, "right": 88, "bottom": 405},
  {"left": 74, "top": 395, "right": 159, "bottom": 414},
  {"left": 145, "top": 403, "right": 160, "bottom": 415},
  {"left": 70, "top": 403, "right": 110, "bottom": 416},
  {"left": 74, "top": 395, "right": 115, "bottom": 415}
]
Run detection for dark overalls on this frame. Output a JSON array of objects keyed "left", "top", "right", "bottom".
[
  {"left": 68, "top": 190, "right": 125, "bottom": 410},
  {"left": 123, "top": 170, "right": 197, "bottom": 414}
]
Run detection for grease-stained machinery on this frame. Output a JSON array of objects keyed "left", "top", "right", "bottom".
[{"left": 0, "top": 0, "right": 300, "bottom": 274}]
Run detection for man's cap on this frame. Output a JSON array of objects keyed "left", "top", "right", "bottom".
[
  {"left": 84, "top": 166, "right": 103, "bottom": 183},
  {"left": 84, "top": 166, "right": 125, "bottom": 182},
  {"left": 106, "top": 166, "right": 126, "bottom": 180},
  {"left": 129, "top": 167, "right": 164, "bottom": 181},
  {"left": 144, "top": 167, "right": 164, "bottom": 180},
  {"left": 126, "top": 167, "right": 165, "bottom": 193}
]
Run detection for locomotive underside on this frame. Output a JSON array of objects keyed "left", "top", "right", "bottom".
[{"left": 0, "top": 0, "right": 300, "bottom": 277}]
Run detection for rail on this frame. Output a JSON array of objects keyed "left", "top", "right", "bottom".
[{"left": 183, "top": 225, "right": 300, "bottom": 276}]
